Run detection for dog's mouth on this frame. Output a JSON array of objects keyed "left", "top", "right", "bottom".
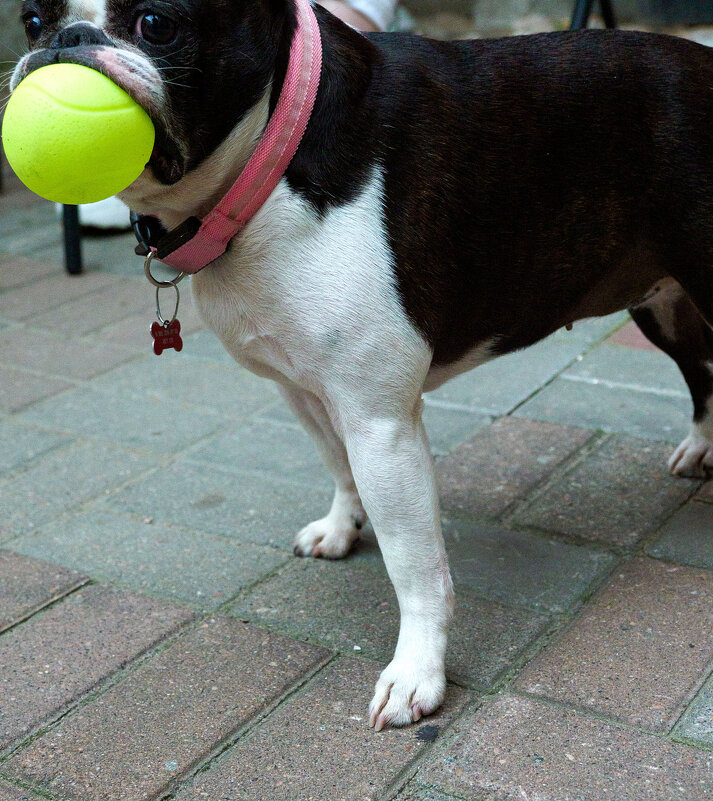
[{"left": 16, "top": 45, "right": 186, "bottom": 186}]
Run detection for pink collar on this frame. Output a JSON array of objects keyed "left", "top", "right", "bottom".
[{"left": 151, "top": 0, "right": 322, "bottom": 274}]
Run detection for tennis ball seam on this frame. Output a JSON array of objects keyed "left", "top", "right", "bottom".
[{"left": 18, "top": 80, "right": 138, "bottom": 113}]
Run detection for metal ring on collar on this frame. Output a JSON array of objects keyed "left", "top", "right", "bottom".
[{"left": 144, "top": 251, "right": 186, "bottom": 288}]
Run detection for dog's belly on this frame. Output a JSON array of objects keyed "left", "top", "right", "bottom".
[{"left": 423, "top": 340, "right": 496, "bottom": 392}]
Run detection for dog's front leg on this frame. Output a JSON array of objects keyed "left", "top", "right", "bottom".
[
  {"left": 341, "top": 407, "right": 455, "bottom": 730},
  {"left": 278, "top": 384, "right": 367, "bottom": 558}
]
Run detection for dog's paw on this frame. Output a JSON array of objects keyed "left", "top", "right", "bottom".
[
  {"left": 368, "top": 658, "right": 446, "bottom": 731},
  {"left": 669, "top": 431, "right": 713, "bottom": 478},
  {"left": 293, "top": 500, "right": 366, "bottom": 559}
]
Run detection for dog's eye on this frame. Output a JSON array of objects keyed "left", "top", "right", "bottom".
[
  {"left": 135, "top": 12, "right": 176, "bottom": 45},
  {"left": 23, "top": 15, "right": 43, "bottom": 43}
]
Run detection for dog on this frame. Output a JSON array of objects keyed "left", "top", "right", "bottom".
[{"left": 12, "top": 0, "right": 713, "bottom": 731}]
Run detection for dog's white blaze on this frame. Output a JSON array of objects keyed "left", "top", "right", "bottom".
[
  {"left": 66, "top": 0, "right": 106, "bottom": 27},
  {"left": 192, "top": 167, "right": 453, "bottom": 725}
]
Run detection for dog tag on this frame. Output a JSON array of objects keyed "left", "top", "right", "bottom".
[
  {"left": 150, "top": 283, "right": 183, "bottom": 355},
  {"left": 151, "top": 318, "right": 183, "bottom": 355},
  {"left": 144, "top": 251, "right": 186, "bottom": 356}
]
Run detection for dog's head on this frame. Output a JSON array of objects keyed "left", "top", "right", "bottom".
[{"left": 11, "top": 0, "right": 294, "bottom": 188}]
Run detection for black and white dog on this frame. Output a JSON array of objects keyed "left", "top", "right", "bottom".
[{"left": 12, "top": 0, "right": 713, "bottom": 730}]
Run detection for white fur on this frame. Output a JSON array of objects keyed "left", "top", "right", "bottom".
[
  {"left": 67, "top": 0, "right": 106, "bottom": 27},
  {"left": 9, "top": 0, "right": 460, "bottom": 732},
  {"left": 669, "top": 377, "right": 713, "bottom": 477},
  {"left": 129, "top": 77, "right": 456, "bottom": 730},
  {"left": 280, "top": 384, "right": 366, "bottom": 559},
  {"left": 424, "top": 340, "right": 496, "bottom": 392}
]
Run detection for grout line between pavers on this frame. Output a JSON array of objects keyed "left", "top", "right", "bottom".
[
  {"left": 156, "top": 650, "right": 340, "bottom": 801},
  {"left": 387, "top": 780, "right": 476, "bottom": 801},
  {"left": 636, "top": 480, "right": 706, "bottom": 559},
  {"left": 667, "top": 655, "right": 713, "bottom": 741},
  {"left": 0, "top": 273, "right": 123, "bottom": 317},
  {"left": 497, "top": 429, "right": 704, "bottom": 559},
  {"left": 0, "top": 583, "right": 197, "bottom": 765},
  {"left": 0, "top": 568, "right": 338, "bottom": 784},
  {"left": 382, "top": 693, "right": 486, "bottom": 801},
  {"left": 7, "top": 305, "right": 713, "bottom": 784},
  {"left": 560, "top": 372, "right": 690, "bottom": 399},
  {"left": 423, "top": 396, "right": 498, "bottom": 416},
  {"left": 509, "top": 687, "right": 713, "bottom": 752},
  {"left": 500, "top": 519, "right": 633, "bottom": 557},
  {"left": 471, "top": 554, "right": 627, "bottom": 700},
  {"left": 0, "top": 580, "right": 96, "bottom": 644},
  {"left": 475, "top": 613, "right": 578, "bottom": 693},
  {"left": 0, "top": 321, "right": 146, "bottom": 382},
  {"left": 0, "top": 520, "right": 294, "bottom": 612},
  {"left": 0, "top": 361, "right": 84, "bottom": 387},
  {"left": 496, "top": 428, "right": 608, "bottom": 530},
  {"left": 2, "top": 498, "right": 300, "bottom": 630},
  {"left": 0, "top": 772, "right": 63, "bottom": 801},
  {"left": 0, "top": 429, "right": 157, "bottom": 486},
  {"left": 0, "top": 381, "right": 289, "bottom": 544},
  {"left": 0, "top": 424, "right": 76, "bottom": 474},
  {"left": 156, "top": 648, "right": 470, "bottom": 801},
  {"left": 445, "top": 515, "right": 623, "bottom": 617},
  {"left": 4, "top": 359, "right": 279, "bottom": 438},
  {"left": 503, "top": 316, "right": 632, "bottom": 418},
  {"left": 0, "top": 447, "right": 167, "bottom": 548},
  {"left": 380, "top": 695, "right": 479, "bottom": 801},
  {"left": 10, "top": 548, "right": 293, "bottom": 616},
  {"left": 447, "top": 503, "right": 621, "bottom": 568},
  {"left": 0, "top": 574, "right": 90, "bottom": 636}
]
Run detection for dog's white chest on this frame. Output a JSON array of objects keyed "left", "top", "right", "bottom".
[{"left": 190, "top": 170, "right": 430, "bottom": 395}]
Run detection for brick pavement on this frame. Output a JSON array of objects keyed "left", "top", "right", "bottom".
[{"left": 2, "top": 98, "right": 713, "bottom": 800}]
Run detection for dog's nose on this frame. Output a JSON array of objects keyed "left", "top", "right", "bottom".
[{"left": 50, "top": 22, "right": 113, "bottom": 50}]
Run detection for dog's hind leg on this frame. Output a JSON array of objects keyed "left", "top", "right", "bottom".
[
  {"left": 630, "top": 279, "right": 713, "bottom": 477},
  {"left": 279, "top": 384, "right": 367, "bottom": 558}
]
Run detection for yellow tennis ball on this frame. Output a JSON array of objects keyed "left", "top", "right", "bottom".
[{"left": 1, "top": 63, "right": 155, "bottom": 205}]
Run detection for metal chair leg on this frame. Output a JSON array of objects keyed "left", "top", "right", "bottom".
[
  {"left": 63, "top": 204, "right": 83, "bottom": 275},
  {"left": 570, "top": 0, "right": 616, "bottom": 30},
  {"left": 570, "top": 0, "right": 596, "bottom": 29},
  {"left": 600, "top": 0, "right": 617, "bottom": 28}
]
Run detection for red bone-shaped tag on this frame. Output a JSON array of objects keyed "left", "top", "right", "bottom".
[{"left": 151, "top": 319, "right": 183, "bottom": 355}]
